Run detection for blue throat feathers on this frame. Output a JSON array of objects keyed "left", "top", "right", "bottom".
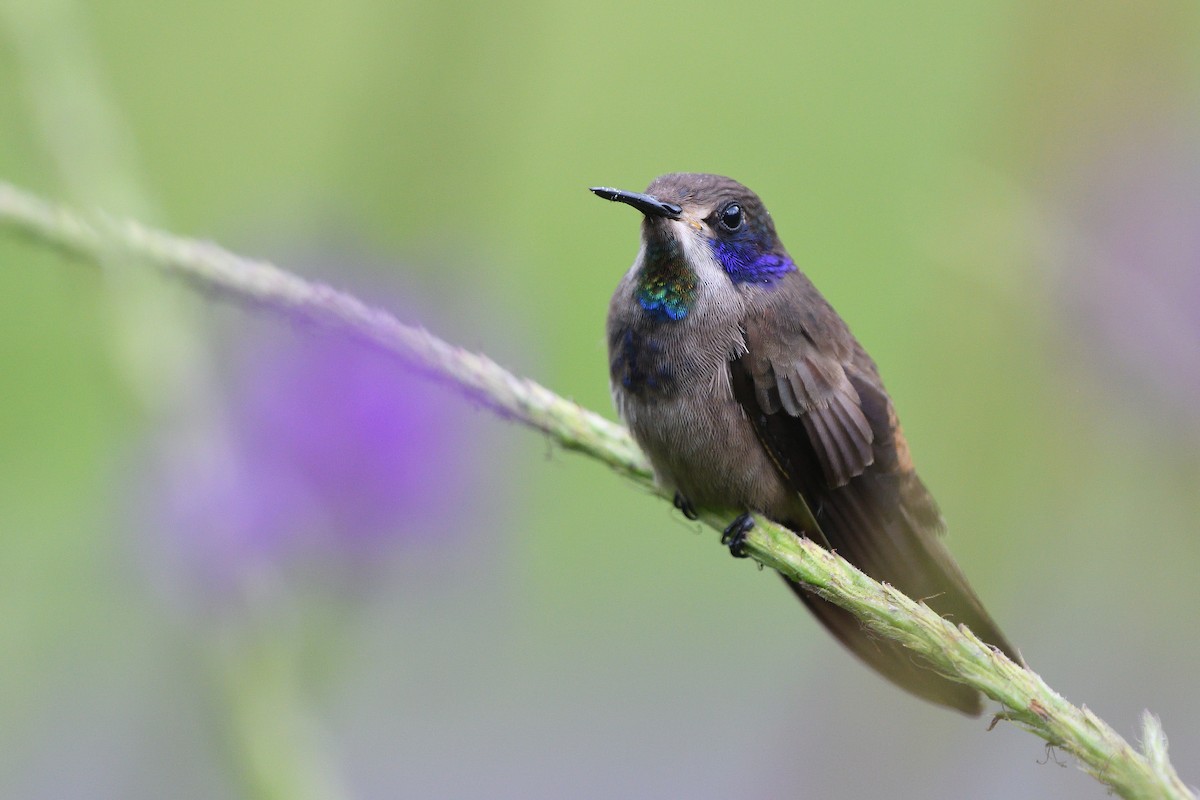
[{"left": 635, "top": 239, "right": 697, "bottom": 321}]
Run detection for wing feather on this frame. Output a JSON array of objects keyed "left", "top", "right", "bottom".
[{"left": 731, "top": 282, "right": 1018, "bottom": 714}]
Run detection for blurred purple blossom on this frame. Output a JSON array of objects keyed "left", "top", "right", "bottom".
[
  {"left": 1054, "top": 123, "right": 1200, "bottom": 438},
  {"left": 147, "top": 327, "right": 487, "bottom": 596},
  {"left": 236, "top": 331, "right": 466, "bottom": 542},
  {"left": 130, "top": 248, "right": 506, "bottom": 601}
]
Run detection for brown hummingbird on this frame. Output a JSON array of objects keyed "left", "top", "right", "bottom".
[{"left": 593, "top": 173, "right": 1018, "bottom": 715}]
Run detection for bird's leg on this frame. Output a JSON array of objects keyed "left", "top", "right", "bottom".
[
  {"left": 673, "top": 491, "right": 699, "bottom": 520},
  {"left": 721, "top": 513, "right": 754, "bottom": 558}
]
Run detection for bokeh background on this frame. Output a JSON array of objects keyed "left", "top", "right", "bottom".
[{"left": 2, "top": 2, "right": 1198, "bottom": 798}]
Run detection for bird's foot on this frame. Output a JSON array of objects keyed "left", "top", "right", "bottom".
[
  {"left": 673, "top": 491, "right": 699, "bottom": 521},
  {"left": 721, "top": 513, "right": 754, "bottom": 558}
]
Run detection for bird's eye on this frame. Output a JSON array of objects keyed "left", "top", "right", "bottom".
[{"left": 719, "top": 203, "right": 743, "bottom": 231}]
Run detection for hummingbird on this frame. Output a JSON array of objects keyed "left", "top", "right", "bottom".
[{"left": 592, "top": 173, "right": 1018, "bottom": 715}]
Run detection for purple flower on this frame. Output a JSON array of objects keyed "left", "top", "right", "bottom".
[
  {"left": 138, "top": 312, "right": 492, "bottom": 600},
  {"left": 1054, "top": 124, "right": 1200, "bottom": 437},
  {"left": 235, "top": 331, "right": 467, "bottom": 545}
]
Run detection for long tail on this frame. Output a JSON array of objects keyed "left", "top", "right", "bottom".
[
  {"left": 727, "top": 352, "right": 1018, "bottom": 713},
  {"left": 780, "top": 472, "right": 1019, "bottom": 715}
]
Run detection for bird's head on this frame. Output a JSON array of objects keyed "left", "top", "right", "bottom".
[{"left": 591, "top": 173, "right": 794, "bottom": 299}]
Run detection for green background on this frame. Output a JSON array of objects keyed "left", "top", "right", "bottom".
[{"left": 2, "top": 1, "right": 1198, "bottom": 797}]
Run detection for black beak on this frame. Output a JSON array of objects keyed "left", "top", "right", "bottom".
[{"left": 590, "top": 187, "right": 682, "bottom": 220}]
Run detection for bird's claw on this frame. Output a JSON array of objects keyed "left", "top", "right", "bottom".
[
  {"left": 673, "top": 492, "right": 699, "bottom": 521},
  {"left": 722, "top": 513, "right": 754, "bottom": 558}
]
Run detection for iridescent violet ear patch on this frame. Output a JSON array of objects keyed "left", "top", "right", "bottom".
[{"left": 708, "top": 236, "right": 795, "bottom": 286}]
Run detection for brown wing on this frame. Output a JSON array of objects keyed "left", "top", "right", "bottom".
[
  {"left": 740, "top": 340, "right": 875, "bottom": 489},
  {"left": 734, "top": 296, "right": 1018, "bottom": 715}
]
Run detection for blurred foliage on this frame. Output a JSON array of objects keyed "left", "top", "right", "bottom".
[{"left": 1, "top": 1, "right": 1198, "bottom": 798}]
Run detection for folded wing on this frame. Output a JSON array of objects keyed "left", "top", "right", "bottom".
[{"left": 733, "top": 289, "right": 1018, "bottom": 714}]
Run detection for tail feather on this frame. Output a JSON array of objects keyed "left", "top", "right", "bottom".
[
  {"left": 728, "top": 351, "right": 1016, "bottom": 713},
  {"left": 786, "top": 578, "right": 985, "bottom": 715},
  {"left": 782, "top": 471, "right": 1018, "bottom": 716}
]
